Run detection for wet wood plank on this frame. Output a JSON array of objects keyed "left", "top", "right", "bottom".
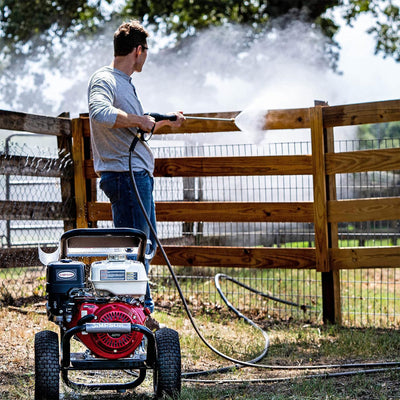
[{"left": 323, "top": 99, "right": 400, "bottom": 127}]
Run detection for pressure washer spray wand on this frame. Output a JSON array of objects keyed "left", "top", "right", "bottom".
[
  {"left": 137, "top": 113, "right": 237, "bottom": 141},
  {"left": 185, "top": 115, "right": 236, "bottom": 122},
  {"left": 147, "top": 112, "right": 235, "bottom": 123}
]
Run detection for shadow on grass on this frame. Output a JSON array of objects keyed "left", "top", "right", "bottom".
[
  {"left": 1, "top": 368, "right": 400, "bottom": 400},
  {"left": 0, "top": 371, "right": 34, "bottom": 400},
  {"left": 181, "top": 370, "right": 400, "bottom": 400}
]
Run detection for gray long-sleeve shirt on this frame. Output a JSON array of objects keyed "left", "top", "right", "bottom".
[{"left": 88, "top": 66, "right": 154, "bottom": 176}]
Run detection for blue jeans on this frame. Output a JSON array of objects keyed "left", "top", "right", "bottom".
[{"left": 100, "top": 170, "right": 157, "bottom": 312}]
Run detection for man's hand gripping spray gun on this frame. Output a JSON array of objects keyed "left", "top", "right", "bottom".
[{"left": 137, "top": 112, "right": 236, "bottom": 141}]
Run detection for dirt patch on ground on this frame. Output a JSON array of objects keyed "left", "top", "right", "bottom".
[{"left": 0, "top": 305, "right": 49, "bottom": 399}]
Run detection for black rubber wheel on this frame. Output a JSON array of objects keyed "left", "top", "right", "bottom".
[
  {"left": 154, "top": 328, "right": 181, "bottom": 398},
  {"left": 35, "top": 330, "right": 60, "bottom": 400}
]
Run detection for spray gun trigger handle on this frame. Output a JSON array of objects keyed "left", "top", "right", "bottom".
[{"left": 136, "top": 122, "right": 156, "bottom": 143}]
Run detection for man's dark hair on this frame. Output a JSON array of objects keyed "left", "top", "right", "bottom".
[{"left": 114, "top": 20, "right": 149, "bottom": 57}]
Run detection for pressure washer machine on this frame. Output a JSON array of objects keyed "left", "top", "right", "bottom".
[{"left": 34, "top": 228, "right": 181, "bottom": 400}]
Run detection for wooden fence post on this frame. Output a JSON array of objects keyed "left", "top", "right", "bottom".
[
  {"left": 71, "top": 117, "right": 88, "bottom": 228},
  {"left": 57, "top": 112, "right": 75, "bottom": 232},
  {"left": 310, "top": 104, "right": 330, "bottom": 272},
  {"left": 323, "top": 103, "right": 342, "bottom": 325},
  {"left": 310, "top": 101, "right": 341, "bottom": 324}
]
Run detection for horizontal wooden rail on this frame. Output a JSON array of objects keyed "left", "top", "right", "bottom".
[
  {"left": 330, "top": 247, "right": 400, "bottom": 269},
  {"left": 88, "top": 201, "right": 314, "bottom": 223},
  {"left": 154, "top": 155, "right": 313, "bottom": 177},
  {"left": 156, "top": 108, "right": 311, "bottom": 133},
  {"left": 328, "top": 197, "right": 400, "bottom": 223},
  {"left": 84, "top": 155, "right": 313, "bottom": 179},
  {"left": 0, "top": 247, "right": 51, "bottom": 269},
  {"left": 152, "top": 246, "right": 316, "bottom": 269},
  {"left": 158, "top": 112, "right": 240, "bottom": 134},
  {"left": 269, "top": 231, "right": 399, "bottom": 246},
  {"left": 155, "top": 201, "right": 314, "bottom": 222},
  {"left": 323, "top": 99, "right": 400, "bottom": 127},
  {"left": 0, "top": 200, "right": 74, "bottom": 220},
  {"left": 81, "top": 112, "right": 241, "bottom": 136},
  {"left": 152, "top": 245, "right": 400, "bottom": 270},
  {"left": 326, "top": 148, "right": 400, "bottom": 175},
  {"left": 0, "top": 109, "right": 71, "bottom": 136},
  {"left": 88, "top": 197, "right": 400, "bottom": 224},
  {"left": 157, "top": 147, "right": 399, "bottom": 179},
  {"left": 0, "top": 155, "right": 71, "bottom": 178},
  {"left": 261, "top": 108, "right": 311, "bottom": 130}
]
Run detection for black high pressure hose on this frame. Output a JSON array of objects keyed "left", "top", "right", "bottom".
[
  {"left": 128, "top": 132, "right": 400, "bottom": 380},
  {"left": 129, "top": 132, "right": 272, "bottom": 372}
]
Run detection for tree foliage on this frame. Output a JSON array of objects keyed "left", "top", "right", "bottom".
[
  {"left": 0, "top": 0, "right": 399, "bottom": 63},
  {"left": 357, "top": 121, "right": 400, "bottom": 149},
  {"left": 124, "top": 0, "right": 340, "bottom": 38},
  {"left": 342, "top": 0, "right": 400, "bottom": 61},
  {"left": 0, "top": 0, "right": 115, "bottom": 54}
]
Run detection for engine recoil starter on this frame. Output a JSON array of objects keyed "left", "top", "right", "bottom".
[{"left": 69, "top": 302, "right": 147, "bottom": 359}]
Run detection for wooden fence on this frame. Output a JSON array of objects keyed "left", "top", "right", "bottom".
[
  {"left": 1, "top": 100, "right": 400, "bottom": 324},
  {"left": 0, "top": 110, "right": 74, "bottom": 268}
]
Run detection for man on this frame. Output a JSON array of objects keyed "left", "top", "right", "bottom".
[{"left": 88, "top": 20, "right": 185, "bottom": 321}]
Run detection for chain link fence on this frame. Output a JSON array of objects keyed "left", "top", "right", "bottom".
[
  {"left": 0, "top": 132, "right": 72, "bottom": 300},
  {"left": 1, "top": 132, "right": 399, "bottom": 326}
]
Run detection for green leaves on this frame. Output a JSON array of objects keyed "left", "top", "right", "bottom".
[
  {"left": 357, "top": 122, "right": 400, "bottom": 150},
  {"left": 0, "top": 0, "right": 108, "bottom": 54},
  {"left": 341, "top": 0, "right": 400, "bottom": 60},
  {"left": 0, "top": 0, "right": 399, "bottom": 62}
]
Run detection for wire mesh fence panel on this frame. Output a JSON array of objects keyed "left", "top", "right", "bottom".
[
  {"left": 340, "top": 268, "right": 400, "bottom": 327},
  {"left": 336, "top": 139, "right": 400, "bottom": 326},
  {"left": 0, "top": 133, "right": 73, "bottom": 299},
  {"left": 0, "top": 266, "right": 47, "bottom": 300},
  {"left": 150, "top": 265, "right": 322, "bottom": 323},
  {"left": 150, "top": 139, "right": 400, "bottom": 326}
]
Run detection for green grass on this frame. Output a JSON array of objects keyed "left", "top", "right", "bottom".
[
  {"left": 2, "top": 305, "right": 400, "bottom": 400},
  {"left": 178, "top": 372, "right": 400, "bottom": 400},
  {"left": 152, "top": 237, "right": 400, "bottom": 329},
  {"left": 276, "top": 238, "right": 398, "bottom": 248},
  {"left": 158, "top": 310, "right": 400, "bottom": 400},
  {"left": 0, "top": 266, "right": 27, "bottom": 279},
  {"left": 62, "top": 310, "right": 400, "bottom": 399}
]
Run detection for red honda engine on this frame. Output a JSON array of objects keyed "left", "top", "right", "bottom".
[{"left": 69, "top": 302, "right": 147, "bottom": 359}]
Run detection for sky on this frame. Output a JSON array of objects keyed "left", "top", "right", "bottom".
[{"left": 333, "top": 13, "right": 400, "bottom": 104}]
